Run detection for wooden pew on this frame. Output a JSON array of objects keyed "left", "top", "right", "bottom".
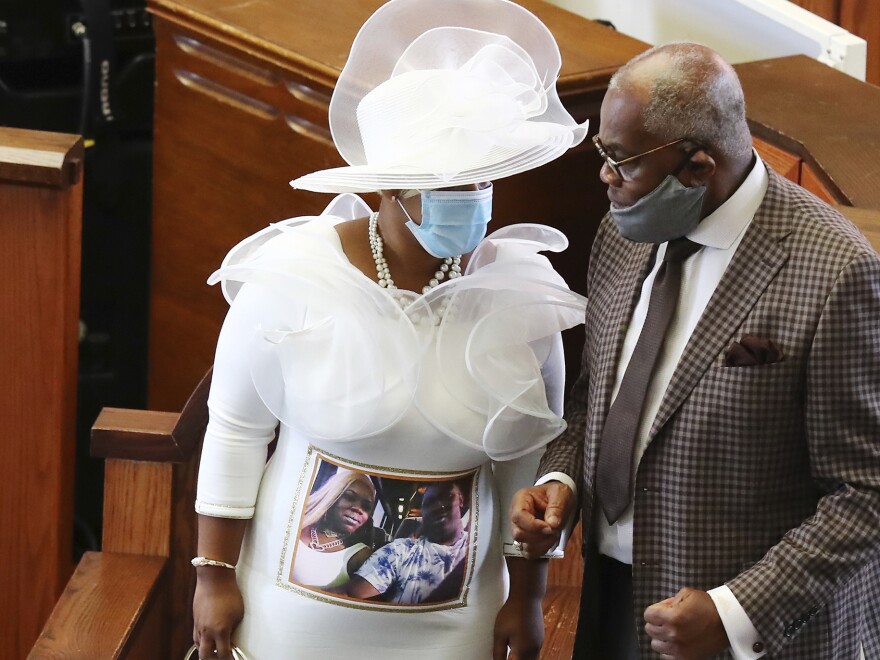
[
  {"left": 0, "top": 127, "right": 83, "bottom": 659},
  {"left": 30, "top": 371, "right": 211, "bottom": 659}
]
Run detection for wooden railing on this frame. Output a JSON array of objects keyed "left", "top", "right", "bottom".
[{"left": 30, "top": 371, "right": 212, "bottom": 659}]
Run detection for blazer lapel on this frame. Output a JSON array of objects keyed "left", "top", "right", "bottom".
[{"left": 647, "top": 168, "right": 792, "bottom": 441}]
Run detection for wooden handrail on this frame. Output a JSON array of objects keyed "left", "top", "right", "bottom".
[
  {"left": 0, "top": 126, "right": 83, "bottom": 187},
  {"left": 90, "top": 409, "right": 181, "bottom": 460},
  {"left": 92, "top": 368, "right": 213, "bottom": 462}
]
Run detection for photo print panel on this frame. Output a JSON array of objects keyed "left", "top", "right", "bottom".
[{"left": 278, "top": 447, "right": 480, "bottom": 612}]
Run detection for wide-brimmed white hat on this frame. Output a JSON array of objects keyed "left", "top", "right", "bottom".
[{"left": 291, "top": 0, "right": 588, "bottom": 193}]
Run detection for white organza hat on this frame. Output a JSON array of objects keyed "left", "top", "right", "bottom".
[{"left": 290, "top": 0, "right": 588, "bottom": 193}]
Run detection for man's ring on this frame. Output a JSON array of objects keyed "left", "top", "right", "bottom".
[{"left": 513, "top": 540, "right": 524, "bottom": 552}]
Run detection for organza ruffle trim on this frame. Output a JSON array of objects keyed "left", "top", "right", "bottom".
[{"left": 208, "top": 194, "right": 586, "bottom": 460}]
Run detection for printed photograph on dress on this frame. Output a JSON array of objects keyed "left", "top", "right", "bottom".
[{"left": 284, "top": 452, "right": 477, "bottom": 610}]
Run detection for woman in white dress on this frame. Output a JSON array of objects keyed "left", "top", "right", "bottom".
[{"left": 190, "top": 1, "right": 589, "bottom": 658}]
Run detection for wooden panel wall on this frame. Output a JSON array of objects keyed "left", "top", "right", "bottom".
[
  {"left": 790, "top": 0, "right": 880, "bottom": 84},
  {"left": 839, "top": 1, "right": 880, "bottom": 85},
  {"left": 752, "top": 135, "right": 836, "bottom": 204},
  {"left": 0, "top": 128, "right": 83, "bottom": 659},
  {"left": 789, "top": 0, "right": 836, "bottom": 21}
]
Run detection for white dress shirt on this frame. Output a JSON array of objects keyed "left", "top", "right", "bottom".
[{"left": 542, "top": 153, "right": 769, "bottom": 659}]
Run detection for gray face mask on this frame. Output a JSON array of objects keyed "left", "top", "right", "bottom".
[{"left": 611, "top": 175, "right": 706, "bottom": 244}]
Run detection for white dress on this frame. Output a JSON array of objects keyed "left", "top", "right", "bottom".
[{"left": 195, "top": 194, "right": 586, "bottom": 659}]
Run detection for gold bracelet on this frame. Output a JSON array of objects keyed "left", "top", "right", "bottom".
[{"left": 191, "top": 556, "right": 236, "bottom": 570}]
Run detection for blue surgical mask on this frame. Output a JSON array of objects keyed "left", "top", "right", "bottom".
[
  {"left": 611, "top": 175, "right": 706, "bottom": 244},
  {"left": 399, "top": 184, "right": 493, "bottom": 258}
]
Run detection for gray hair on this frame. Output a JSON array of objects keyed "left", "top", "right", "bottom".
[{"left": 609, "top": 43, "right": 752, "bottom": 160}]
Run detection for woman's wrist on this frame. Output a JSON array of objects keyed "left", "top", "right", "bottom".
[
  {"left": 195, "top": 564, "right": 240, "bottom": 587},
  {"left": 505, "top": 555, "right": 549, "bottom": 601}
]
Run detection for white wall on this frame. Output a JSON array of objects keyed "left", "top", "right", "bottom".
[{"left": 547, "top": 0, "right": 866, "bottom": 79}]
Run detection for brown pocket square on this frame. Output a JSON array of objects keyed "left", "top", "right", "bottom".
[{"left": 724, "top": 334, "right": 784, "bottom": 367}]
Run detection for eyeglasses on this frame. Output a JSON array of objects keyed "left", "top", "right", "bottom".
[{"left": 592, "top": 135, "right": 689, "bottom": 180}]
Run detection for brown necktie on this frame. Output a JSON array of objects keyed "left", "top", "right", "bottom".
[{"left": 596, "top": 237, "right": 702, "bottom": 524}]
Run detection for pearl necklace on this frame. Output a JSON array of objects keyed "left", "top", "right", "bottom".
[{"left": 369, "top": 212, "right": 461, "bottom": 297}]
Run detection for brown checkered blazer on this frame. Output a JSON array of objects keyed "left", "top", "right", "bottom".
[{"left": 539, "top": 167, "right": 880, "bottom": 659}]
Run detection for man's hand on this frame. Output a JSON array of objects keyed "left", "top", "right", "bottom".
[
  {"left": 643, "top": 587, "right": 729, "bottom": 659},
  {"left": 510, "top": 482, "right": 574, "bottom": 558}
]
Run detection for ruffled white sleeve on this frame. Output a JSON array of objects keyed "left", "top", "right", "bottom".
[
  {"left": 495, "top": 332, "right": 565, "bottom": 557},
  {"left": 195, "top": 283, "right": 280, "bottom": 518}
]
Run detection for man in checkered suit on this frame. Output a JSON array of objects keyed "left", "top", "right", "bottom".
[{"left": 511, "top": 43, "right": 879, "bottom": 659}]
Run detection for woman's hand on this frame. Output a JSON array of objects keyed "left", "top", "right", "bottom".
[
  {"left": 492, "top": 593, "right": 545, "bottom": 660},
  {"left": 193, "top": 566, "right": 244, "bottom": 660},
  {"left": 492, "top": 557, "right": 547, "bottom": 660}
]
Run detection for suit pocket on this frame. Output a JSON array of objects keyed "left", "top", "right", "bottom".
[
  {"left": 686, "top": 359, "right": 805, "bottom": 455},
  {"left": 704, "top": 358, "right": 801, "bottom": 393}
]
